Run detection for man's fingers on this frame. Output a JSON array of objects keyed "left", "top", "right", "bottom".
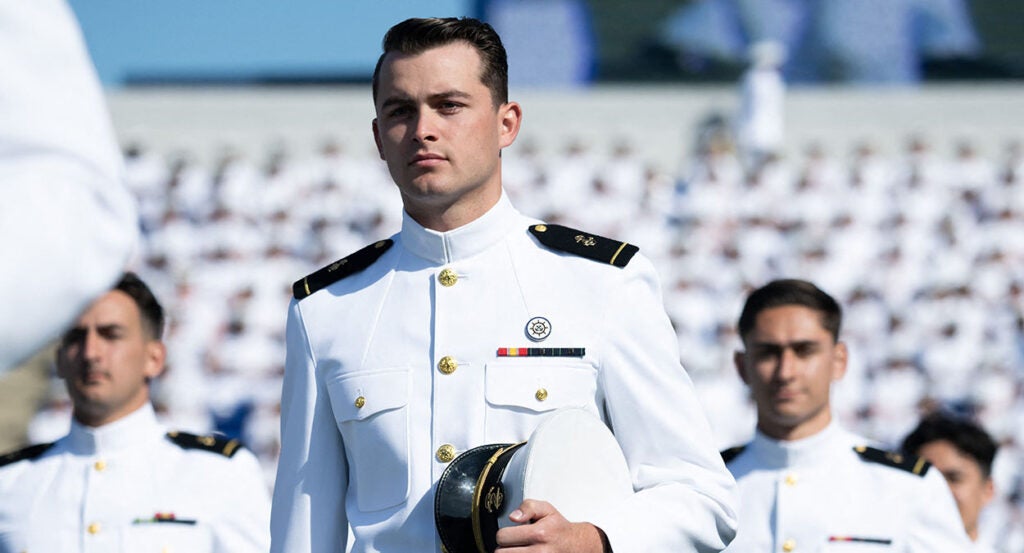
[
  {"left": 496, "top": 500, "right": 558, "bottom": 548},
  {"left": 509, "top": 499, "right": 555, "bottom": 524}
]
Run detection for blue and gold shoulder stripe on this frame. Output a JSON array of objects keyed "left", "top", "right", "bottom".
[
  {"left": 854, "top": 445, "right": 931, "bottom": 477},
  {"left": 529, "top": 224, "right": 638, "bottom": 268},
  {"left": 293, "top": 239, "right": 393, "bottom": 300},
  {"left": 0, "top": 442, "right": 54, "bottom": 467},
  {"left": 166, "top": 431, "right": 242, "bottom": 458}
]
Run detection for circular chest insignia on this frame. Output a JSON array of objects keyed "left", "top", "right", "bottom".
[{"left": 525, "top": 317, "right": 552, "bottom": 342}]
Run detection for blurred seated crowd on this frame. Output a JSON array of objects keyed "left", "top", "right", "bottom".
[{"left": 24, "top": 128, "right": 1024, "bottom": 546}]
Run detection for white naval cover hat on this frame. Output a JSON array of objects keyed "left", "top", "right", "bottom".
[{"left": 435, "top": 408, "right": 632, "bottom": 553}]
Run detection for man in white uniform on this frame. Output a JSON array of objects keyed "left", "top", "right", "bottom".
[
  {"left": 0, "top": 0, "right": 139, "bottom": 371},
  {"left": 0, "top": 273, "right": 270, "bottom": 552},
  {"left": 723, "top": 279, "right": 971, "bottom": 551},
  {"left": 271, "top": 17, "right": 738, "bottom": 553}
]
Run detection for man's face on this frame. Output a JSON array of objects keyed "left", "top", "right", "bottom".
[
  {"left": 57, "top": 290, "right": 165, "bottom": 427},
  {"left": 372, "top": 41, "right": 521, "bottom": 229},
  {"left": 917, "top": 439, "right": 994, "bottom": 540},
  {"left": 735, "top": 305, "right": 847, "bottom": 440}
]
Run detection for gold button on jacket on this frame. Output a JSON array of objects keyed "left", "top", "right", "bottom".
[
  {"left": 436, "top": 445, "right": 456, "bottom": 463},
  {"left": 438, "top": 268, "right": 458, "bottom": 287},
  {"left": 438, "top": 356, "right": 458, "bottom": 375}
]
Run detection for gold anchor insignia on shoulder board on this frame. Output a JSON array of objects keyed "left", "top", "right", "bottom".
[
  {"left": 328, "top": 259, "right": 349, "bottom": 272},
  {"left": 574, "top": 235, "right": 597, "bottom": 247}
]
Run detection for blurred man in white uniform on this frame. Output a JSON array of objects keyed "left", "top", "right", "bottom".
[
  {"left": 0, "top": 273, "right": 270, "bottom": 552},
  {"left": 723, "top": 279, "right": 971, "bottom": 551}
]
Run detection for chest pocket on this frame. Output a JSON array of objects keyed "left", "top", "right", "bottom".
[
  {"left": 326, "top": 368, "right": 411, "bottom": 512},
  {"left": 483, "top": 361, "right": 599, "bottom": 441}
]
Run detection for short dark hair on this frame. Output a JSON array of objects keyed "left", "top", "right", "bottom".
[
  {"left": 901, "top": 412, "right": 998, "bottom": 477},
  {"left": 115, "top": 272, "right": 165, "bottom": 340},
  {"left": 372, "top": 17, "right": 509, "bottom": 107},
  {"left": 737, "top": 279, "right": 842, "bottom": 343}
]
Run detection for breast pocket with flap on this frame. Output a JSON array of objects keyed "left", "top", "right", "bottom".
[
  {"left": 326, "top": 368, "right": 411, "bottom": 512},
  {"left": 483, "top": 361, "right": 600, "bottom": 441}
]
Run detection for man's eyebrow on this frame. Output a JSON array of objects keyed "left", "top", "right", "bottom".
[
  {"left": 750, "top": 339, "right": 819, "bottom": 350},
  {"left": 379, "top": 96, "right": 414, "bottom": 111},
  {"left": 380, "top": 90, "right": 473, "bottom": 111},
  {"left": 429, "top": 90, "right": 471, "bottom": 102}
]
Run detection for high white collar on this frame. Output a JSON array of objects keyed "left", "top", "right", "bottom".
[
  {"left": 399, "top": 192, "right": 523, "bottom": 265},
  {"left": 66, "top": 403, "right": 164, "bottom": 455},
  {"left": 748, "top": 421, "right": 853, "bottom": 469}
]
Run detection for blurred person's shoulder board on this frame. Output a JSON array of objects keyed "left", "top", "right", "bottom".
[
  {"left": 0, "top": 442, "right": 54, "bottom": 467},
  {"left": 853, "top": 445, "right": 931, "bottom": 477},
  {"left": 166, "top": 431, "right": 242, "bottom": 458}
]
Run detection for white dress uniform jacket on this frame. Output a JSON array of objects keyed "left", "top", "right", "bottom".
[
  {"left": 271, "top": 194, "right": 739, "bottom": 552},
  {"left": 0, "top": 0, "right": 139, "bottom": 370},
  {"left": 724, "top": 422, "right": 972, "bottom": 552},
  {"left": 0, "top": 404, "right": 270, "bottom": 553}
]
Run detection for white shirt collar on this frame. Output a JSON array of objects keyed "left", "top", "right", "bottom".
[
  {"left": 749, "top": 420, "right": 846, "bottom": 469},
  {"left": 399, "top": 192, "right": 521, "bottom": 265},
  {"left": 66, "top": 403, "right": 163, "bottom": 455}
]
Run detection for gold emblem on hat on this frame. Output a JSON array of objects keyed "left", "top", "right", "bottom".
[{"left": 485, "top": 485, "right": 504, "bottom": 513}]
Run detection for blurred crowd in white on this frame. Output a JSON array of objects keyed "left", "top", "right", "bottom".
[{"left": 24, "top": 127, "right": 1024, "bottom": 548}]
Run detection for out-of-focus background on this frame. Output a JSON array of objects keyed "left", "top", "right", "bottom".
[{"left": 2, "top": 0, "right": 1023, "bottom": 548}]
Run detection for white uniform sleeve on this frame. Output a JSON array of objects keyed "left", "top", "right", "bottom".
[
  {"left": 0, "top": 0, "right": 138, "bottom": 370},
  {"left": 590, "top": 255, "right": 739, "bottom": 552},
  {"left": 212, "top": 448, "right": 272, "bottom": 553},
  {"left": 908, "top": 466, "right": 973, "bottom": 551},
  {"left": 271, "top": 300, "right": 348, "bottom": 553}
]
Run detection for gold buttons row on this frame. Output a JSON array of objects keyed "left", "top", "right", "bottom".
[
  {"left": 88, "top": 522, "right": 101, "bottom": 535},
  {"left": 94, "top": 460, "right": 107, "bottom": 472},
  {"left": 782, "top": 538, "right": 796, "bottom": 552},
  {"left": 784, "top": 473, "right": 798, "bottom": 486}
]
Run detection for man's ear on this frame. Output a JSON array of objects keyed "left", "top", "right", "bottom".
[
  {"left": 497, "top": 101, "right": 522, "bottom": 150},
  {"left": 143, "top": 340, "right": 166, "bottom": 381},
  {"left": 831, "top": 341, "right": 848, "bottom": 381},
  {"left": 372, "top": 119, "right": 385, "bottom": 160},
  {"left": 734, "top": 350, "right": 749, "bottom": 385}
]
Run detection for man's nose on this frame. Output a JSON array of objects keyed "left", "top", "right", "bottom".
[{"left": 412, "top": 109, "right": 438, "bottom": 143}]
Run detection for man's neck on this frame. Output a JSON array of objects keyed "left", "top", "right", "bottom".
[
  {"left": 402, "top": 184, "right": 502, "bottom": 232},
  {"left": 757, "top": 411, "right": 832, "bottom": 442}
]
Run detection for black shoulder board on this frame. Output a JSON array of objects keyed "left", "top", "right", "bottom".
[
  {"left": 854, "top": 445, "right": 930, "bottom": 477},
  {"left": 0, "top": 442, "right": 54, "bottom": 467},
  {"left": 293, "top": 239, "right": 393, "bottom": 300},
  {"left": 720, "top": 445, "right": 747, "bottom": 464},
  {"left": 166, "top": 431, "right": 242, "bottom": 458},
  {"left": 529, "top": 224, "right": 638, "bottom": 268}
]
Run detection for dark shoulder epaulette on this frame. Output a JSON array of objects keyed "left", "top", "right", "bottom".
[
  {"left": 293, "top": 239, "right": 393, "bottom": 300},
  {"left": 166, "top": 431, "right": 242, "bottom": 458},
  {"left": 854, "top": 445, "right": 930, "bottom": 477},
  {"left": 0, "top": 442, "right": 54, "bottom": 468},
  {"left": 528, "top": 224, "right": 638, "bottom": 268},
  {"left": 720, "top": 445, "right": 747, "bottom": 464}
]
